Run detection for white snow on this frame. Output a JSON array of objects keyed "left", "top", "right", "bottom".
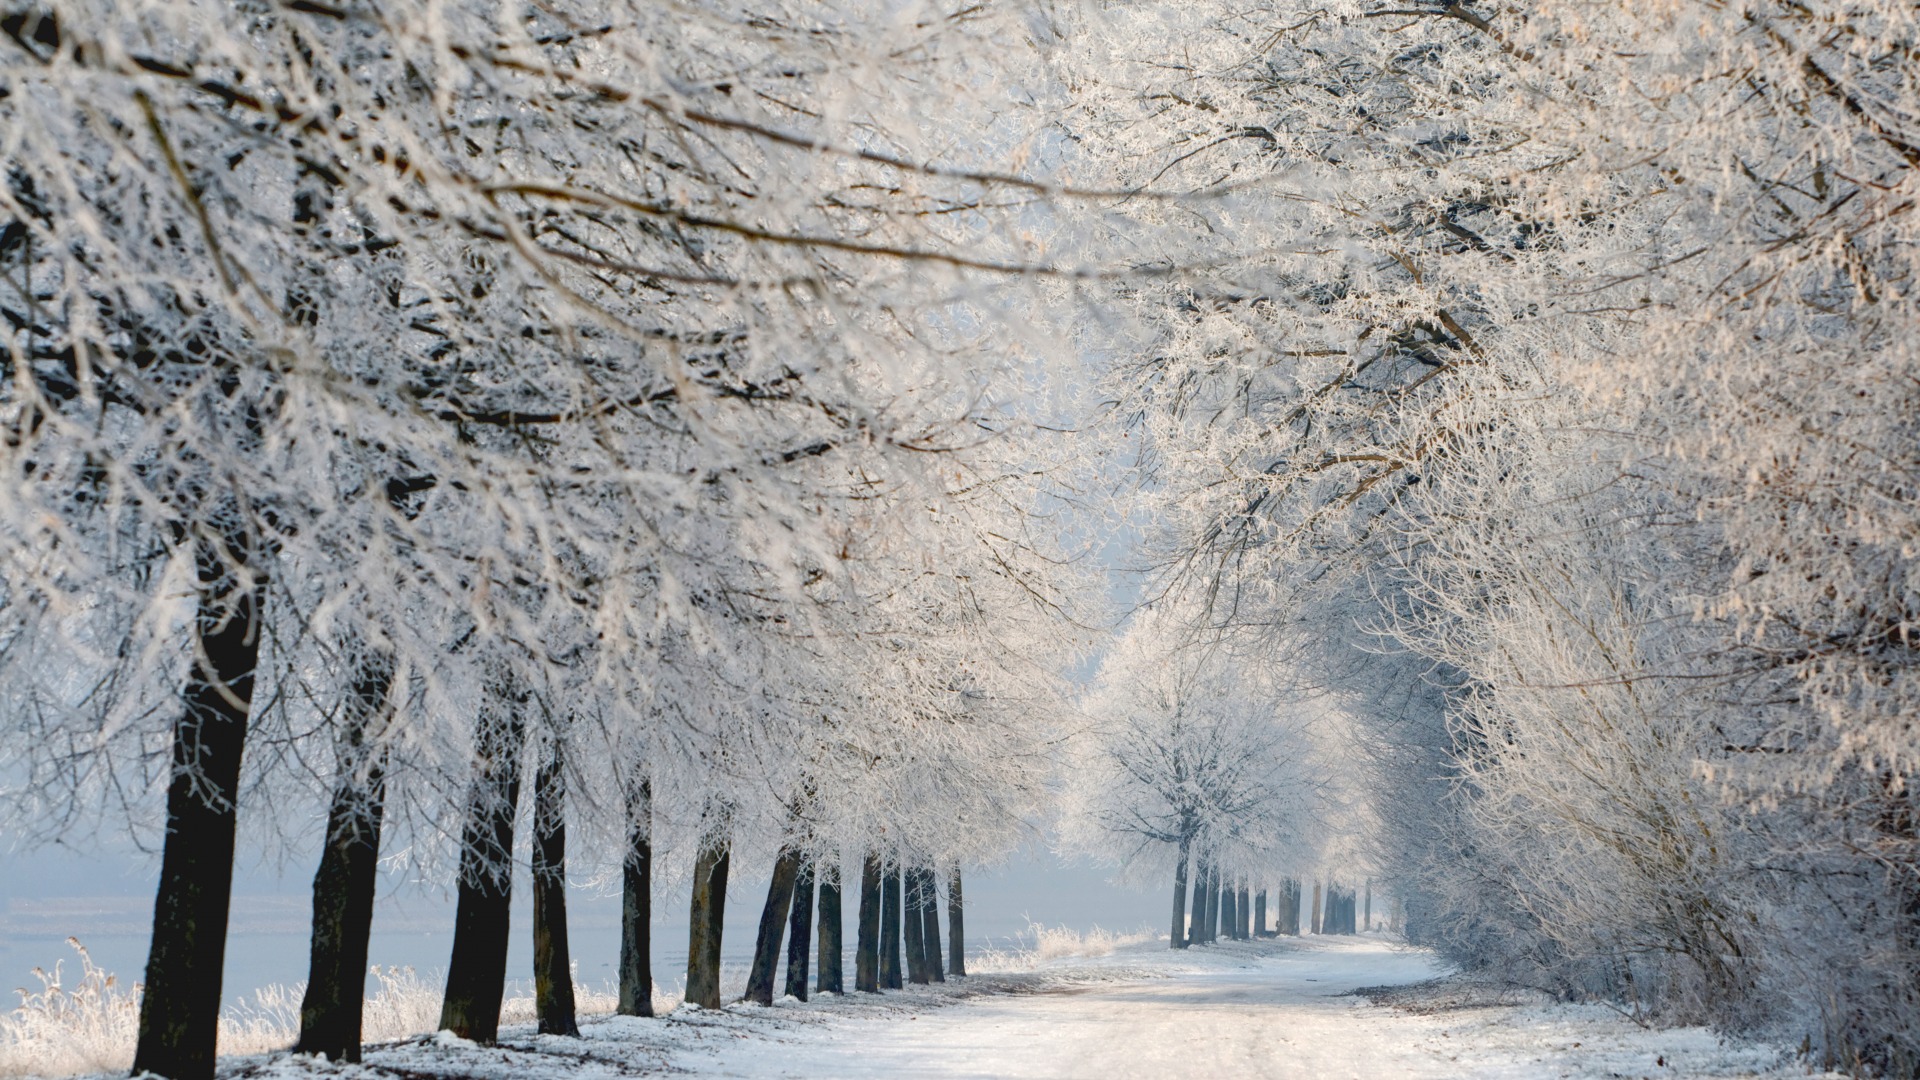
[{"left": 231, "top": 937, "right": 1826, "bottom": 1080}]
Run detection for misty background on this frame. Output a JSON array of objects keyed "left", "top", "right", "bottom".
[{"left": 0, "top": 841, "right": 1157, "bottom": 1008}]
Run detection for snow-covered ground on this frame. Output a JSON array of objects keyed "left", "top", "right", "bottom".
[{"left": 225, "top": 936, "right": 1825, "bottom": 1080}]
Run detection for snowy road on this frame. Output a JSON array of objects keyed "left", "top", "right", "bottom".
[
  {"left": 674, "top": 938, "right": 1448, "bottom": 1079},
  {"left": 642, "top": 939, "right": 1805, "bottom": 1079},
  {"left": 335, "top": 938, "right": 1811, "bottom": 1080}
]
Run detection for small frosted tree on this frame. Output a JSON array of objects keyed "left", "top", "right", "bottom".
[{"left": 1063, "top": 608, "right": 1318, "bottom": 948}]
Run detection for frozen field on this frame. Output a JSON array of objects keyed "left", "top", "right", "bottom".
[{"left": 208, "top": 937, "right": 1824, "bottom": 1080}]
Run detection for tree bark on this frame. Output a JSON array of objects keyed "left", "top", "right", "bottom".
[
  {"left": 618, "top": 778, "right": 653, "bottom": 1016},
  {"left": 918, "top": 868, "right": 944, "bottom": 982},
  {"left": 880, "top": 861, "right": 903, "bottom": 989},
  {"left": 744, "top": 846, "right": 802, "bottom": 1005},
  {"left": 1207, "top": 861, "right": 1221, "bottom": 943},
  {"left": 1254, "top": 888, "right": 1268, "bottom": 938},
  {"left": 1220, "top": 879, "right": 1237, "bottom": 940},
  {"left": 784, "top": 860, "right": 814, "bottom": 1001},
  {"left": 684, "top": 834, "right": 731, "bottom": 1009},
  {"left": 1207, "top": 864, "right": 1222, "bottom": 943},
  {"left": 902, "top": 864, "right": 928, "bottom": 985},
  {"left": 438, "top": 690, "right": 528, "bottom": 1044},
  {"left": 1205, "top": 864, "right": 1221, "bottom": 933},
  {"left": 1192, "top": 857, "right": 1211, "bottom": 944},
  {"left": 1311, "top": 879, "right": 1323, "bottom": 935},
  {"left": 1169, "top": 838, "right": 1191, "bottom": 949},
  {"left": 1363, "top": 880, "right": 1372, "bottom": 932},
  {"left": 946, "top": 865, "right": 966, "bottom": 977},
  {"left": 532, "top": 748, "right": 578, "bottom": 1036},
  {"left": 133, "top": 540, "right": 264, "bottom": 1080},
  {"left": 1199, "top": 863, "right": 1214, "bottom": 943},
  {"left": 1238, "top": 884, "right": 1251, "bottom": 940},
  {"left": 1190, "top": 858, "right": 1205, "bottom": 944},
  {"left": 294, "top": 652, "right": 391, "bottom": 1063},
  {"left": 855, "top": 853, "right": 882, "bottom": 993},
  {"left": 817, "top": 859, "right": 844, "bottom": 994}
]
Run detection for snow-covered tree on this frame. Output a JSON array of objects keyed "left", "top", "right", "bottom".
[
  {"left": 0, "top": 0, "right": 1091, "bottom": 1067},
  {"left": 1056, "top": 0, "right": 1920, "bottom": 1066},
  {"left": 1063, "top": 606, "right": 1319, "bottom": 948}
]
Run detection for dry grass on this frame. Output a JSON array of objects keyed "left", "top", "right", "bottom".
[
  {"left": 0, "top": 940, "right": 139, "bottom": 1078},
  {"left": 0, "top": 941, "right": 632, "bottom": 1079},
  {"left": 969, "top": 922, "right": 1159, "bottom": 973}
]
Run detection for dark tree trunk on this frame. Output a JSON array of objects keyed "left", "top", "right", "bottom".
[
  {"left": 855, "top": 853, "right": 882, "bottom": 993},
  {"left": 1364, "top": 880, "right": 1372, "bottom": 932},
  {"left": 618, "top": 778, "right": 653, "bottom": 1017},
  {"left": 532, "top": 749, "right": 578, "bottom": 1037},
  {"left": 784, "top": 860, "right": 814, "bottom": 1001},
  {"left": 902, "top": 865, "right": 928, "bottom": 985},
  {"left": 1238, "top": 884, "right": 1251, "bottom": 940},
  {"left": 133, "top": 540, "right": 264, "bottom": 1080},
  {"left": 919, "top": 868, "right": 944, "bottom": 982},
  {"left": 946, "top": 865, "right": 966, "bottom": 977},
  {"left": 1198, "top": 857, "right": 1213, "bottom": 941},
  {"left": 817, "top": 859, "right": 844, "bottom": 994},
  {"left": 1190, "top": 857, "right": 1209, "bottom": 944},
  {"left": 1284, "top": 877, "right": 1301, "bottom": 935},
  {"left": 1311, "top": 879, "right": 1323, "bottom": 934},
  {"left": 1169, "top": 838, "right": 1191, "bottom": 949},
  {"left": 1202, "top": 861, "right": 1219, "bottom": 943},
  {"left": 294, "top": 652, "right": 392, "bottom": 1063},
  {"left": 438, "top": 692, "right": 529, "bottom": 1044},
  {"left": 684, "top": 834, "right": 732, "bottom": 1009},
  {"left": 744, "top": 846, "right": 802, "bottom": 1005},
  {"left": 1220, "top": 880, "right": 1237, "bottom": 940},
  {"left": 1208, "top": 864, "right": 1222, "bottom": 943},
  {"left": 1254, "top": 889, "right": 1268, "bottom": 938},
  {"left": 880, "top": 861, "right": 903, "bottom": 989},
  {"left": 1189, "top": 859, "right": 1204, "bottom": 945}
]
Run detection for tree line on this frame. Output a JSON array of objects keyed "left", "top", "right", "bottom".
[
  {"left": 7, "top": 0, "right": 1918, "bottom": 1075},
  {"left": 0, "top": 2, "right": 1086, "bottom": 1077},
  {"left": 1055, "top": 0, "right": 1920, "bottom": 1073}
]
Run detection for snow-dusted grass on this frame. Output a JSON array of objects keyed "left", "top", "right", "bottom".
[
  {"left": 7, "top": 935, "right": 1833, "bottom": 1080},
  {"left": 0, "top": 942, "right": 639, "bottom": 1079},
  {"left": 0, "top": 941, "right": 138, "bottom": 1079},
  {"left": 969, "top": 921, "right": 1160, "bottom": 972}
]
